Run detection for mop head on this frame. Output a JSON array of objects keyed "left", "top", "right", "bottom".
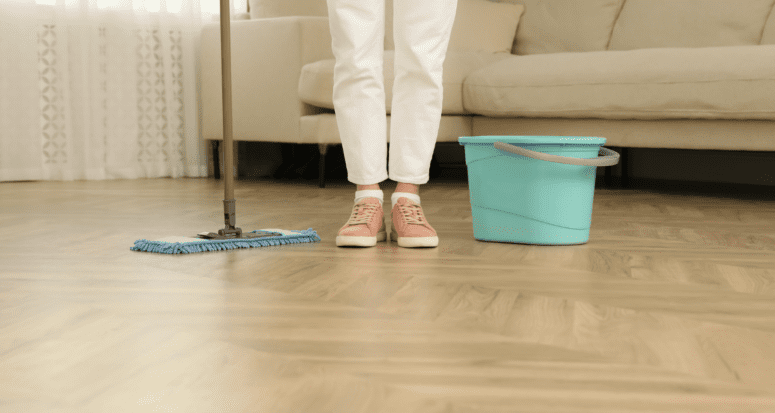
[{"left": 131, "top": 228, "right": 320, "bottom": 254}]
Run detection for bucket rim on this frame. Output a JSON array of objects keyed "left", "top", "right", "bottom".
[{"left": 458, "top": 135, "right": 606, "bottom": 145}]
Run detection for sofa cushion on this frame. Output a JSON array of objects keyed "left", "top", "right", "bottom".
[
  {"left": 387, "top": 0, "right": 522, "bottom": 53},
  {"left": 762, "top": 4, "right": 775, "bottom": 44},
  {"left": 609, "top": 0, "right": 775, "bottom": 51},
  {"left": 389, "top": 0, "right": 526, "bottom": 53},
  {"left": 298, "top": 50, "right": 511, "bottom": 115},
  {"left": 462, "top": 45, "right": 775, "bottom": 120},
  {"left": 447, "top": 0, "right": 524, "bottom": 54},
  {"left": 507, "top": 0, "right": 625, "bottom": 55},
  {"left": 251, "top": 0, "right": 522, "bottom": 54}
]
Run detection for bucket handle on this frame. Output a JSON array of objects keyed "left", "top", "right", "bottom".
[{"left": 493, "top": 141, "right": 620, "bottom": 167}]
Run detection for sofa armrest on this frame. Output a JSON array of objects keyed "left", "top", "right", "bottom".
[{"left": 200, "top": 16, "right": 333, "bottom": 143}]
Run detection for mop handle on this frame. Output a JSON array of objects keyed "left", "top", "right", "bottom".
[
  {"left": 493, "top": 142, "right": 620, "bottom": 167},
  {"left": 220, "top": 0, "right": 237, "bottom": 230},
  {"left": 220, "top": 0, "right": 234, "bottom": 200}
]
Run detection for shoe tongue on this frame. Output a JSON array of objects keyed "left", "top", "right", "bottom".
[
  {"left": 399, "top": 197, "right": 416, "bottom": 205},
  {"left": 399, "top": 198, "right": 421, "bottom": 219},
  {"left": 355, "top": 199, "right": 379, "bottom": 215}
]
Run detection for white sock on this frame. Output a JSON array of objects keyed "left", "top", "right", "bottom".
[
  {"left": 354, "top": 189, "right": 384, "bottom": 204},
  {"left": 391, "top": 192, "right": 421, "bottom": 209}
]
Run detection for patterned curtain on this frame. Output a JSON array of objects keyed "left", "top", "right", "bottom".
[{"left": 0, "top": 0, "right": 236, "bottom": 181}]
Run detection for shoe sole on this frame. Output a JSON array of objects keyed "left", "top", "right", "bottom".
[
  {"left": 389, "top": 230, "right": 439, "bottom": 248},
  {"left": 336, "top": 231, "right": 387, "bottom": 247}
]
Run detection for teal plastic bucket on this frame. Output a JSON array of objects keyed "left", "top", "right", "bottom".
[{"left": 458, "top": 136, "right": 619, "bottom": 245}]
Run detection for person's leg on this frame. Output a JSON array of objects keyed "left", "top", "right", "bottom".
[
  {"left": 327, "top": 0, "right": 388, "bottom": 187},
  {"left": 357, "top": 182, "right": 418, "bottom": 192},
  {"left": 388, "top": 0, "right": 457, "bottom": 186},
  {"left": 327, "top": 0, "right": 388, "bottom": 247},
  {"left": 388, "top": 0, "right": 457, "bottom": 247},
  {"left": 357, "top": 184, "right": 381, "bottom": 191},
  {"left": 395, "top": 182, "right": 417, "bottom": 193}
]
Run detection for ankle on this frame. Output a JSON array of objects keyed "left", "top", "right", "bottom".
[
  {"left": 357, "top": 184, "right": 380, "bottom": 191},
  {"left": 395, "top": 182, "right": 419, "bottom": 195}
]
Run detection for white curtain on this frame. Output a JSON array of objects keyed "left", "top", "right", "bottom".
[{"left": 0, "top": 0, "right": 244, "bottom": 181}]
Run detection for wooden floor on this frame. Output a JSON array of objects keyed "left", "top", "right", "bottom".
[{"left": 1, "top": 177, "right": 774, "bottom": 413}]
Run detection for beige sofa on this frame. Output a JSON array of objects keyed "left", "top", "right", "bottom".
[{"left": 200, "top": 0, "right": 775, "bottom": 187}]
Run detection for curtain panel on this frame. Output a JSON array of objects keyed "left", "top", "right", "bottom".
[{"left": 0, "top": 0, "right": 221, "bottom": 181}]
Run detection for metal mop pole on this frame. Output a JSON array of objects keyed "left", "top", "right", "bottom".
[
  {"left": 218, "top": 0, "right": 240, "bottom": 237},
  {"left": 195, "top": 0, "right": 280, "bottom": 240}
]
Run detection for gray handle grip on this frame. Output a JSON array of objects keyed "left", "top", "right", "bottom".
[{"left": 493, "top": 141, "right": 620, "bottom": 167}]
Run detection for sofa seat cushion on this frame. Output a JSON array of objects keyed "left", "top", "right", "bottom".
[
  {"left": 463, "top": 45, "right": 775, "bottom": 120},
  {"left": 298, "top": 50, "right": 512, "bottom": 115}
]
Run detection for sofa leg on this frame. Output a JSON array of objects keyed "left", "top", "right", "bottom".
[
  {"left": 603, "top": 161, "right": 613, "bottom": 188},
  {"left": 429, "top": 149, "right": 442, "bottom": 179},
  {"left": 212, "top": 140, "right": 221, "bottom": 180},
  {"left": 621, "top": 147, "right": 630, "bottom": 189},
  {"left": 318, "top": 143, "right": 329, "bottom": 188},
  {"left": 603, "top": 146, "right": 616, "bottom": 188},
  {"left": 233, "top": 140, "right": 239, "bottom": 180}
]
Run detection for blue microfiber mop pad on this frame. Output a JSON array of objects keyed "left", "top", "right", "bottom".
[{"left": 131, "top": 228, "right": 321, "bottom": 254}]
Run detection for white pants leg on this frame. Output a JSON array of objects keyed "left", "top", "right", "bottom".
[
  {"left": 389, "top": 0, "right": 458, "bottom": 185},
  {"left": 326, "top": 0, "right": 458, "bottom": 185},
  {"left": 326, "top": 0, "right": 388, "bottom": 185}
]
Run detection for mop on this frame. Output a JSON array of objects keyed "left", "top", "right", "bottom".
[{"left": 131, "top": 0, "right": 320, "bottom": 254}]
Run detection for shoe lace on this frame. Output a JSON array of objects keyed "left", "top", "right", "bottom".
[
  {"left": 347, "top": 201, "right": 380, "bottom": 225},
  {"left": 398, "top": 202, "right": 425, "bottom": 225}
]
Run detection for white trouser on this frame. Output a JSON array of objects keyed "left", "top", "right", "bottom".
[{"left": 326, "top": 0, "right": 458, "bottom": 185}]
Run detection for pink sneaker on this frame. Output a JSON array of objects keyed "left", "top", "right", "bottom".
[
  {"left": 390, "top": 197, "right": 439, "bottom": 248},
  {"left": 336, "top": 198, "right": 387, "bottom": 247}
]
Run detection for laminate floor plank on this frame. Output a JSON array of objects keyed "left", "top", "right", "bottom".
[{"left": 1, "top": 178, "right": 774, "bottom": 412}]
